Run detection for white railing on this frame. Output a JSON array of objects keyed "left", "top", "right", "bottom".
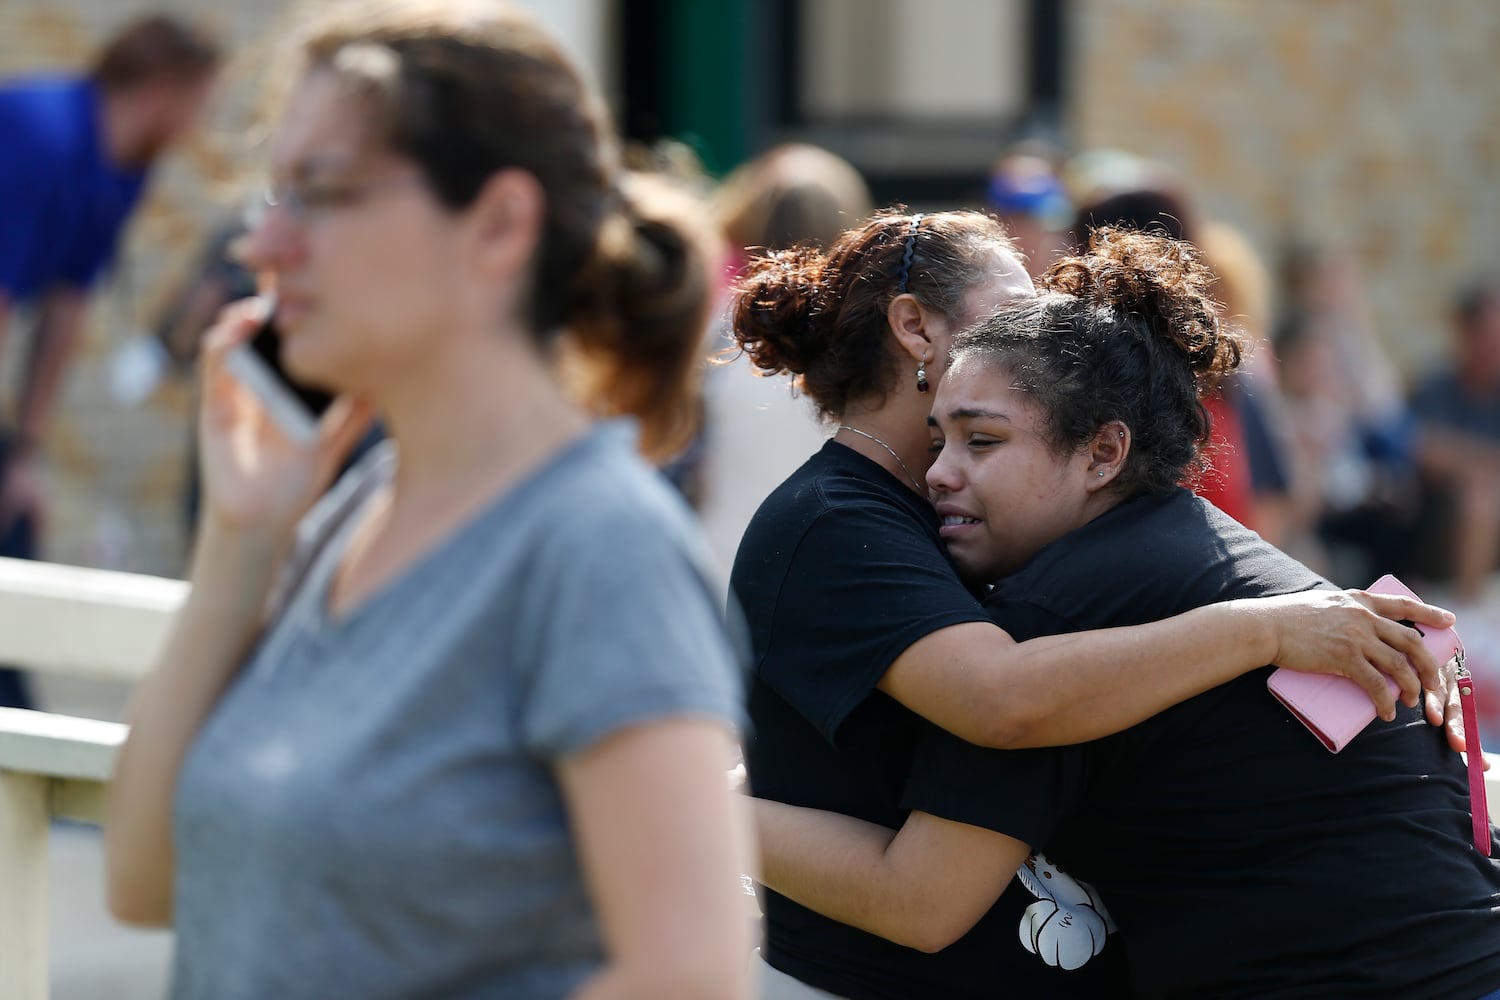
[
  {"left": 0, "top": 557, "right": 183, "bottom": 684},
  {"left": 0, "top": 557, "right": 180, "bottom": 1000},
  {"left": 0, "top": 709, "right": 124, "bottom": 1000},
  {"left": 0, "top": 555, "right": 1497, "bottom": 999}
]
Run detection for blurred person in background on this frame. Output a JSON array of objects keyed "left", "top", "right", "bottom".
[
  {"left": 153, "top": 221, "right": 257, "bottom": 535},
  {"left": 1273, "top": 245, "right": 1420, "bottom": 583},
  {"left": 0, "top": 13, "right": 219, "bottom": 709},
  {"left": 1282, "top": 246, "right": 1407, "bottom": 435},
  {"left": 697, "top": 143, "right": 872, "bottom": 578},
  {"left": 154, "top": 226, "right": 258, "bottom": 373},
  {"left": 717, "top": 144, "right": 873, "bottom": 269},
  {"left": 985, "top": 147, "right": 1070, "bottom": 279},
  {"left": 1062, "top": 153, "right": 1196, "bottom": 252},
  {"left": 1067, "top": 163, "right": 1298, "bottom": 542},
  {"left": 731, "top": 209, "right": 1455, "bottom": 1000},
  {"left": 1198, "top": 219, "right": 1303, "bottom": 548},
  {"left": 618, "top": 137, "right": 721, "bottom": 507},
  {"left": 1411, "top": 283, "right": 1500, "bottom": 606},
  {"left": 103, "top": 3, "right": 752, "bottom": 997}
]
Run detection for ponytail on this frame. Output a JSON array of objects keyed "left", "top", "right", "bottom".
[{"left": 563, "top": 172, "right": 718, "bottom": 460}]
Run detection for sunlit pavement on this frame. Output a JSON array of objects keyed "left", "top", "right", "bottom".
[{"left": 50, "top": 822, "right": 171, "bottom": 1000}]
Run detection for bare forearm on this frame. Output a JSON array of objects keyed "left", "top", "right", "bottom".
[
  {"left": 754, "top": 799, "right": 914, "bottom": 943},
  {"left": 885, "top": 605, "right": 1279, "bottom": 749},
  {"left": 988, "top": 602, "right": 1277, "bottom": 747},
  {"left": 104, "top": 518, "right": 290, "bottom": 925},
  {"left": 754, "top": 798, "right": 1030, "bottom": 953},
  {"left": 18, "top": 290, "right": 87, "bottom": 447}
]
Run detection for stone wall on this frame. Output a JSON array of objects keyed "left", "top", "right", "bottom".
[
  {"left": 0, "top": 2, "right": 286, "bottom": 577},
  {"left": 0, "top": 0, "right": 609, "bottom": 579},
  {"left": 4, "top": 0, "right": 1496, "bottom": 576},
  {"left": 1071, "top": 0, "right": 1500, "bottom": 373}
]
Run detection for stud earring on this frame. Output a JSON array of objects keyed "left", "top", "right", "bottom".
[
  {"left": 1097, "top": 471, "right": 1106, "bottom": 477},
  {"left": 916, "top": 358, "right": 930, "bottom": 393}
]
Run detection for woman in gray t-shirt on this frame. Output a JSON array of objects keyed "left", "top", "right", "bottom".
[{"left": 103, "top": 4, "right": 751, "bottom": 998}]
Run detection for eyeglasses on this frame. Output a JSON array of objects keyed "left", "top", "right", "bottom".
[{"left": 243, "top": 172, "right": 424, "bottom": 229}]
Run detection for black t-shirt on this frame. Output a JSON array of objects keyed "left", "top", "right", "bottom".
[
  {"left": 905, "top": 488, "right": 1500, "bottom": 1000},
  {"left": 735, "top": 441, "right": 1130, "bottom": 999}
]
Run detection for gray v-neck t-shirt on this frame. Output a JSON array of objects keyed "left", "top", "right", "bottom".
[{"left": 170, "top": 423, "right": 746, "bottom": 999}]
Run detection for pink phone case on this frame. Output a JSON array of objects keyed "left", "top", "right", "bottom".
[{"left": 1266, "top": 575, "right": 1462, "bottom": 753}]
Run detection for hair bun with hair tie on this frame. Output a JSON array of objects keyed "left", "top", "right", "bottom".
[{"left": 1044, "top": 226, "right": 1235, "bottom": 386}]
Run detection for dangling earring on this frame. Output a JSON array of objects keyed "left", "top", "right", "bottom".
[{"left": 916, "top": 358, "right": 930, "bottom": 393}]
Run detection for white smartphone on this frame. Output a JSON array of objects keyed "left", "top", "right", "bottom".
[{"left": 222, "top": 300, "right": 335, "bottom": 446}]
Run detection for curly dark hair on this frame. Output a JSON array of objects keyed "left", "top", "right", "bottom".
[
  {"left": 730, "top": 209, "right": 1020, "bottom": 420},
  {"left": 952, "top": 227, "right": 1244, "bottom": 495}
]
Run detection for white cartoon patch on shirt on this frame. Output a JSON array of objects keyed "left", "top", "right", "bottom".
[{"left": 1015, "top": 852, "right": 1116, "bottom": 971}]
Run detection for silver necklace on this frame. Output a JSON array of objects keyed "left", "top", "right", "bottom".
[{"left": 838, "top": 424, "right": 925, "bottom": 494}]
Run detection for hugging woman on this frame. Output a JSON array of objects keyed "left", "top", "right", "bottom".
[
  {"left": 730, "top": 212, "right": 1458, "bottom": 999},
  {"left": 753, "top": 229, "right": 1500, "bottom": 999}
]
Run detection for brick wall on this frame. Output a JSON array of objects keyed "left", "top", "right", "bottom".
[{"left": 1071, "top": 0, "right": 1500, "bottom": 373}]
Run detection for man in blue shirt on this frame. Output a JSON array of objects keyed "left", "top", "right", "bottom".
[{"left": 0, "top": 15, "right": 219, "bottom": 707}]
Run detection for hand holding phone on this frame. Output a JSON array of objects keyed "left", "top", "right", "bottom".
[
  {"left": 221, "top": 299, "right": 336, "bottom": 445},
  {"left": 195, "top": 298, "right": 375, "bottom": 535}
]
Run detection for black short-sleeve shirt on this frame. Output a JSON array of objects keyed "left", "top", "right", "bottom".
[
  {"left": 905, "top": 488, "right": 1500, "bottom": 1000},
  {"left": 735, "top": 442, "right": 1128, "bottom": 999}
]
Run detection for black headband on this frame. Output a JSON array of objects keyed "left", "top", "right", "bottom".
[{"left": 896, "top": 213, "right": 924, "bottom": 294}]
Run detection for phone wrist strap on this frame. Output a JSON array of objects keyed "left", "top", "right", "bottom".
[{"left": 1457, "top": 647, "right": 1492, "bottom": 856}]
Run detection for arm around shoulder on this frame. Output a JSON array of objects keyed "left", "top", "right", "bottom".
[
  {"left": 879, "top": 587, "right": 1449, "bottom": 748},
  {"left": 878, "top": 603, "right": 1280, "bottom": 748}
]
